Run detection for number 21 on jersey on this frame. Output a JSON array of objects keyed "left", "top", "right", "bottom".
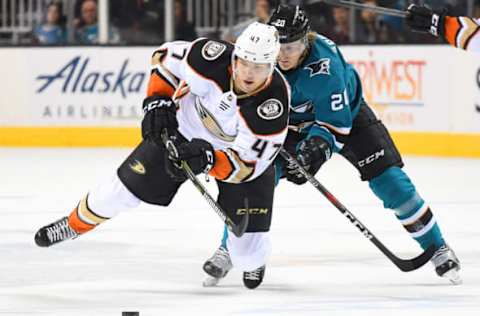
[{"left": 331, "top": 88, "right": 349, "bottom": 111}]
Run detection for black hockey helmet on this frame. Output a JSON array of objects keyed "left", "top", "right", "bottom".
[{"left": 268, "top": 4, "right": 310, "bottom": 44}]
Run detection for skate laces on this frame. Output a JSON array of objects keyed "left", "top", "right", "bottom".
[
  {"left": 244, "top": 266, "right": 263, "bottom": 281},
  {"left": 46, "top": 217, "right": 77, "bottom": 243},
  {"left": 209, "top": 247, "right": 232, "bottom": 268}
]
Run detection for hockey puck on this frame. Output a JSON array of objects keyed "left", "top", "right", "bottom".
[
  {"left": 122, "top": 312, "right": 139, "bottom": 316},
  {"left": 476, "top": 104, "right": 480, "bottom": 112}
]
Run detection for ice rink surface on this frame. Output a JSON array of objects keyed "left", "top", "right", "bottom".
[{"left": 1, "top": 147, "right": 480, "bottom": 316}]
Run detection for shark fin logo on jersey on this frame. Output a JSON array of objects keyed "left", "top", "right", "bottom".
[
  {"left": 257, "top": 99, "right": 284, "bottom": 120},
  {"left": 202, "top": 41, "right": 227, "bottom": 61},
  {"left": 305, "top": 58, "right": 330, "bottom": 77},
  {"left": 292, "top": 100, "right": 313, "bottom": 113}
]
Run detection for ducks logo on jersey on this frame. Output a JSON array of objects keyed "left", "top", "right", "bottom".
[
  {"left": 257, "top": 99, "right": 284, "bottom": 120},
  {"left": 201, "top": 41, "right": 227, "bottom": 61}
]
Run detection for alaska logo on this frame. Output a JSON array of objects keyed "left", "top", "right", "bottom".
[
  {"left": 129, "top": 159, "right": 146, "bottom": 175},
  {"left": 305, "top": 58, "right": 330, "bottom": 77},
  {"left": 36, "top": 56, "right": 146, "bottom": 98}
]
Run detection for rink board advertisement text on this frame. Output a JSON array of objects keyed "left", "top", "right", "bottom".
[{"left": 1, "top": 45, "right": 480, "bottom": 156}]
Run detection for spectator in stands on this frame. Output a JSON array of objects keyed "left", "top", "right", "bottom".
[
  {"left": 355, "top": 0, "right": 403, "bottom": 43},
  {"left": 304, "top": 1, "right": 334, "bottom": 35},
  {"left": 32, "top": 1, "right": 66, "bottom": 45},
  {"left": 474, "top": 0, "right": 480, "bottom": 16},
  {"left": 221, "top": 0, "right": 274, "bottom": 42},
  {"left": 74, "top": 0, "right": 120, "bottom": 44},
  {"left": 324, "top": 6, "right": 351, "bottom": 44},
  {"left": 174, "top": 0, "right": 197, "bottom": 41},
  {"left": 110, "top": 0, "right": 147, "bottom": 43}
]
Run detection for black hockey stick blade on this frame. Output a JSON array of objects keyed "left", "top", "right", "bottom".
[{"left": 392, "top": 244, "right": 436, "bottom": 272}]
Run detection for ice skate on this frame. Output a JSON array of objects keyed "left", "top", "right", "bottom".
[
  {"left": 34, "top": 216, "right": 78, "bottom": 247},
  {"left": 431, "top": 244, "right": 462, "bottom": 285},
  {"left": 202, "top": 246, "right": 232, "bottom": 287},
  {"left": 243, "top": 265, "right": 265, "bottom": 289}
]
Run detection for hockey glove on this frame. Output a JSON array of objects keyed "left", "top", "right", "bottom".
[
  {"left": 141, "top": 95, "right": 178, "bottom": 144},
  {"left": 286, "top": 136, "right": 331, "bottom": 185},
  {"left": 406, "top": 4, "right": 445, "bottom": 38},
  {"left": 165, "top": 138, "right": 216, "bottom": 181}
]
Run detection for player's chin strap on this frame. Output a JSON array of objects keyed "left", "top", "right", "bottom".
[
  {"left": 161, "top": 131, "right": 249, "bottom": 238},
  {"left": 279, "top": 148, "right": 436, "bottom": 272}
]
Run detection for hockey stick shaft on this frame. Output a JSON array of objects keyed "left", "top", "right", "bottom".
[
  {"left": 161, "top": 132, "right": 248, "bottom": 238},
  {"left": 178, "top": 156, "right": 249, "bottom": 238},
  {"left": 279, "top": 148, "right": 434, "bottom": 271},
  {"left": 313, "top": 0, "right": 407, "bottom": 18}
]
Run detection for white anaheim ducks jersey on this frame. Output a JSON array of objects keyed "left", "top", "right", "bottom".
[
  {"left": 444, "top": 16, "right": 480, "bottom": 52},
  {"left": 147, "top": 38, "right": 290, "bottom": 183}
]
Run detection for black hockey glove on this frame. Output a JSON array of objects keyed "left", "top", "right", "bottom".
[
  {"left": 141, "top": 95, "right": 178, "bottom": 144},
  {"left": 286, "top": 136, "right": 331, "bottom": 185},
  {"left": 406, "top": 4, "right": 445, "bottom": 38},
  {"left": 165, "top": 138, "right": 216, "bottom": 182}
]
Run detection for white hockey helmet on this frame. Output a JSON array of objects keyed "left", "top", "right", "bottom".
[{"left": 233, "top": 22, "right": 281, "bottom": 65}]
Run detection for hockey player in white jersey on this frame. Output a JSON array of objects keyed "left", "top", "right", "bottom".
[
  {"left": 34, "top": 22, "right": 290, "bottom": 289},
  {"left": 407, "top": 4, "right": 480, "bottom": 53}
]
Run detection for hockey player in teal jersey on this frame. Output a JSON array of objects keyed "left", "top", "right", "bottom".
[{"left": 202, "top": 4, "right": 461, "bottom": 289}]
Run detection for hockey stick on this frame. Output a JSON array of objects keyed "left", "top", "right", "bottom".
[
  {"left": 161, "top": 130, "right": 249, "bottom": 238},
  {"left": 279, "top": 148, "right": 435, "bottom": 272},
  {"left": 311, "top": 0, "right": 407, "bottom": 18}
]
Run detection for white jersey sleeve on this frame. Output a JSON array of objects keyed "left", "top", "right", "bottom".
[
  {"left": 148, "top": 39, "right": 214, "bottom": 98},
  {"left": 443, "top": 16, "right": 480, "bottom": 53}
]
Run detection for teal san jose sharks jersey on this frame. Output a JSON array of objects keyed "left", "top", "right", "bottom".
[{"left": 282, "top": 34, "right": 363, "bottom": 152}]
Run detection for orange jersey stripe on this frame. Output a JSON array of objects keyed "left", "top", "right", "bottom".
[
  {"left": 444, "top": 16, "right": 461, "bottom": 46},
  {"left": 444, "top": 16, "right": 480, "bottom": 49},
  {"left": 147, "top": 72, "right": 175, "bottom": 98},
  {"left": 209, "top": 150, "right": 234, "bottom": 180},
  {"left": 68, "top": 207, "right": 95, "bottom": 234}
]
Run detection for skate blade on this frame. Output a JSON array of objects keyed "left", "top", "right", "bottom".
[
  {"left": 203, "top": 276, "right": 221, "bottom": 287},
  {"left": 443, "top": 269, "right": 463, "bottom": 285}
]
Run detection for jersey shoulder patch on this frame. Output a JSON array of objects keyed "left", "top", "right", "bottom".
[
  {"left": 201, "top": 40, "right": 227, "bottom": 60},
  {"left": 238, "top": 70, "right": 289, "bottom": 136},
  {"left": 187, "top": 38, "right": 233, "bottom": 92}
]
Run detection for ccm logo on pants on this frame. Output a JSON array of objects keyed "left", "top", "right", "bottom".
[{"left": 358, "top": 149, "right": 385, "bottom": 167}]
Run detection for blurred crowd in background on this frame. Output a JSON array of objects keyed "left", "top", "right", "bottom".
[{"left": 0, "top": 0, "right": 478, "bottom": 46}]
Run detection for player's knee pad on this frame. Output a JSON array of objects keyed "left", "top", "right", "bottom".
[
  {"left": 368, "top": 166, "right": 417, "bottom": 210},
  {"left": 340, "top": 106, "right": 403, "bottom": 181},
  {"left": 227, "top": 232, "right": 271, "bottom": 271},
  {"left": 88, "top": 174, "right": 141, "bottom": 218},
  {"left": 117, "top": 140, "right": 184, "bottom": 206}
]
